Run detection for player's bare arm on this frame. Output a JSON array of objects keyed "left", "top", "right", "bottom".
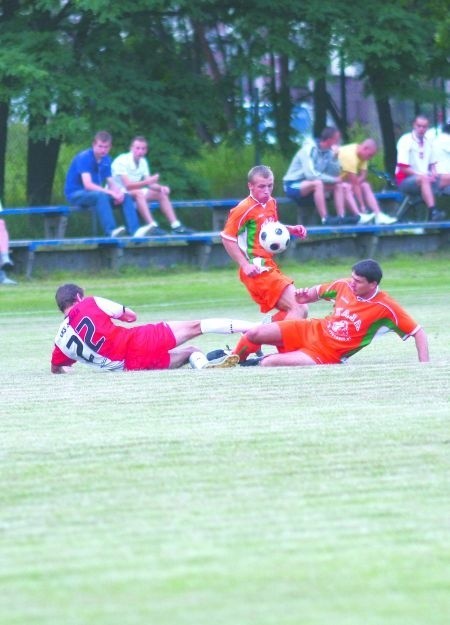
[
  {"left": 119, "top": 307, "right": 137, "bottom": 323},
  {"left": 295, "top": 287, "right": 319, "bottom": 304},
  {"left": 221, "top": 237, "right": 261, "bottom": 276},
  {"left": 286, "top": 224, "right": 307, "bottom": 239}
]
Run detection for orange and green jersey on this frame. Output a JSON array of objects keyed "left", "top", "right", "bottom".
[
  {"left": 313, "top": 279, "right": 420, "bottom": 362},
  {"left": 221, "top": 195, "right": 279, "bottom": 260}
]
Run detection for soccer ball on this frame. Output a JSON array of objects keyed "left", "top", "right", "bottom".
[{"left": 259, "top": 221, "right": 290, "bottom": 254}]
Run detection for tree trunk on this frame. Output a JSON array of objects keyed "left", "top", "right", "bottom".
[
  {"left": 313, "top": 78, "right": 327, "bottom": 137},
  {"left": 0, "top": 101, "right": 9, "bottom": 200},
  {"left": 27, "top": 115, "right": 61, "bottom": 205},
  {"left": 373, "top": 97, "right": 396, "bottom": 176}
]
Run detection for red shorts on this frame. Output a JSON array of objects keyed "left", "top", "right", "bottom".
[
  {"left": 278, "top": 319, "right": 341, "bottom": 365},
  {"left": 239, "top": 262, "right": 294, "bottom": 313},
  {"left": 124, "top": 322, "right": 177, "bottom": 370}
]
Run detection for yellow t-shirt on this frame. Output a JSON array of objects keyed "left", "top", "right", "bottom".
[{"left": 338, "top": 143, "right": 368, "bottom": 178}]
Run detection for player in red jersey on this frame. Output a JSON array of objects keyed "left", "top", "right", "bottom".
[
  {"left": 50, "top": 284, "right": 257, "bottom": 373},
  {"left": 240, "top": 259, "right": 429, "bottom": 366},
  {"left": 221, "top": 164, "right": 308, "bottom": 361}
]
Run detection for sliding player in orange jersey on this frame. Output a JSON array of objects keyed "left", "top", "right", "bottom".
[
  {"left": 221, "top": 164, "right": 308, "bottom": 361},
  {"left": 240, "top": 259, "right": 429, "bottom": 366}
]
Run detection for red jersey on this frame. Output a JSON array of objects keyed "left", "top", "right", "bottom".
[
  {"left": 221, "top": 194, "right": 280, "bottom": 260},
  {"left": 51, "top": 296, "right": 176, "bottom": 371}
]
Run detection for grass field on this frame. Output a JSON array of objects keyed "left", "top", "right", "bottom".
[{"left": 1, "top": 256, "right": 449, "bottom": 625}]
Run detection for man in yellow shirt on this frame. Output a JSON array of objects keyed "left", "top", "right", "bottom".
[{"left": 339, "top": 139, "right": 397, "bottom": 225}]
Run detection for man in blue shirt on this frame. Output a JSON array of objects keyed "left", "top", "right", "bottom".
[{"left": 65, "top": 130, "right": 148, "bottom": 237}]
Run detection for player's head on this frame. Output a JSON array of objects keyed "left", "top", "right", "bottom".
[
  {"left": 248, "top": 165, "right": 274, "bottom": 204},
  {"left": 55, "top": 283, "right": 84, "bottom": 313},
  {"left": 352, "top": 259, "right": 383, "bottom": 284}
]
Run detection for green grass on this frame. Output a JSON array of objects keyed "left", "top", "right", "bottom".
[{"left": 1, "top": 256, "right": 449, "bottom": 625}]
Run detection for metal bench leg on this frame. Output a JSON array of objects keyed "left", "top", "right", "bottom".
[{"left": 26, "top": 250, "right": 35, "bottom": 279}]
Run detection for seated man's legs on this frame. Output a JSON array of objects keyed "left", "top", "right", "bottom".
[
  {"left": 285, "top": 179, "right": 328, "bottom": 220},
  {"left": 399, "top": 175, "right": 442, "bottom": 220},
  {"left": 145, "top": 188, "right": 195, "bottom": 233},
  {"left": 68, "top": 190, "right": 117, "bottom": 236},
  {"left": 121, "top": 193, "right": 140, "bottom": 235}
]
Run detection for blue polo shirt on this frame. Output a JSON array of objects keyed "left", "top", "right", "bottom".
[{"left": 65, "top": 148, "right": 112, "bottom": 198}]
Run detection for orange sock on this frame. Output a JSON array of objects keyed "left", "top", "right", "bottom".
[
  {"left": 271, "top": 310, "right": 287, "bottom": 322},
  {"left": 232, "top": 334, "right": 260, "bottom": 362}
]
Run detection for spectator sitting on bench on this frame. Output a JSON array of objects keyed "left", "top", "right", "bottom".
[
  {"left": 283, "top": 129, "right": 363, "bottom": 226},
  {"left": 338, "top": 139, "right": 397, "bottom": 225},
  {"left": 112, "top": 136, "right": 195, "bottom": 236},
  {"left": 432, "top": 122, "right": 450, "bottom": 197},
  {"left": 64, "top": 130, "right": 147, "bottom": 238},
  {"left": 395, "top": 115, "right": 445, "bottom": 222},
  {"left": 0, "top": 219, "right": 16, "bottom": 285}
]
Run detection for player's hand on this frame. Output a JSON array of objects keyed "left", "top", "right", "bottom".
[
  {"left": 242, "top": 261, "right": 262, "bottom": 277},
  {"left": 288, "top": 225, "right": 307, "bottom": 239},
  {"left": 295, "top": 287, "right": 310, "bottom": 303}
]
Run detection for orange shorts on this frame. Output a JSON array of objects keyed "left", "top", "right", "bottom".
[
  {"left": 278, "top": 319, "right": 341, "bottom": 365},
  {"left": 239, "top": 263, "right": 294, "bottom": 313}
]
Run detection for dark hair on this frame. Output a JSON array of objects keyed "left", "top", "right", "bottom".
[
  {"left": 352, "top": 259, "right": 383, "bottom": 284},
  {"left": 320, "top": 126, "right": 339, "bottom": 142},
  {"left": 55, "top": 283, "right": 84, "bottom": 312},
  {"left": 93, "top": 130, "right": 112, "bottom": 144},
  {"left": 248, "top": 165, "right": 273, "bottom": 182}
]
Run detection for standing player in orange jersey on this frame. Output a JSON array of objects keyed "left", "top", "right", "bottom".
[
  {"left": 239, "top": 259, "right": 429, "bottom": 367},
  {"left": 220, "top": 165, "right": 308, "bottom": 361}
]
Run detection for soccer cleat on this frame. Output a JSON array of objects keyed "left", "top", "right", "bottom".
[
  {"left": 172, "top": 224, "right": 196, "bottom": 235},
  {"left": 239, "top": 355, "right": 264, "bottom": 366},
  {"left": 375, "top": 212, "right": 397, "bottom": 225},
  {"left": 204, "top": 353, "right": 239, "bottom": 368},
  {"left": 110, "top": 225, "right": 126, "bottom": 237},
  {"left": 358, "top": 212, "right": 376, "bottom": 224},
  {"left": 206, "top": 348, "right": 230, "bottom": 361}
]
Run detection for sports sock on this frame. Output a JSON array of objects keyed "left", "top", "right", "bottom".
[
  {"left": 271, "top": 310, "right": 287, "bottom": 323},
  {"left": 189, "top": 351, "right": 208, "bottom": 369},
  {"left": 232, "top": 334, "right": 260, "bottom": 362},
  {"left": 200, "top": 318, "right": 257, "bottom": 334}
]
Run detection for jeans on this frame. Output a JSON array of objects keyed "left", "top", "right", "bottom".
[{"left": 68, "top": 190, "right": 139, "bottom": 236}]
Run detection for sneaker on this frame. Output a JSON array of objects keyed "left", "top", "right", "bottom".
[
  {"left": 358, "top": 212, "right": 376, "bottom": 224},
  {"left": 0, "top": 276, "right": 17, "bottom": 285},
  {"left": 429, "top": 208, "right": 446, "bottom": 222},
  {"left": 133, "top": 224, "right": 156, "bottom": 238},
  {"left": 148, "top": 225, "right": 168, "bottom": 236},
  {"left": 0, "top": 258, "right": 14, "bottom": 270},
  {"left": 172, "top": 224, "right": 196, "bottom": 235},
  {"left": 110, "top": 226, "right": 126, "bottom": 237},
  {"left": 204, "top": 353, "right": 239, "bottom": 368},
  {"left": 321, "top": 216, "right": 342, "bottom": 226},
  {"left": 375, "top": 212, "right": 397, "bottom": 225}
]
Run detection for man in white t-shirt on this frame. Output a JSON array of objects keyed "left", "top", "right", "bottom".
[
  {"left": 432, "top": 123, "right": 450, "bottom": 193},
  {"left": 112, "top": 136, "right": 195, "bottom": 235},
  {"left": 395, "top": 115, "right": 445, "bottom": 221}
]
